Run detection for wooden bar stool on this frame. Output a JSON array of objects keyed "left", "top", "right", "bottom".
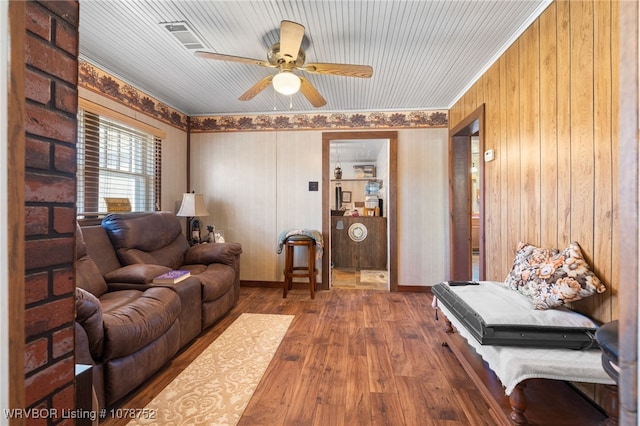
[{"left": 283, "top": 235, "right": 316, "bottom": 299}]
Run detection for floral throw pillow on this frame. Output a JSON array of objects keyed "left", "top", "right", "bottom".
[
  {"left": 503, "top": 241, "right": 606, "bottom": 309},
  {"left": 529, "top": 242, "right": 607, "bottom": 309},
  {"left": 503, "top": 241, "right": 558, "bottom": 292}
]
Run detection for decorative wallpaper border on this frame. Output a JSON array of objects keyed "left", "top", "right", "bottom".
[
  {"left": 78, "top": 60, "right": 189, "bottom": 131},
  {"left": 78, "top": 60, "right": 448, "bottom": 133},
  {"left": 190, "top": 110, "right": 448, "bottom": 133}
]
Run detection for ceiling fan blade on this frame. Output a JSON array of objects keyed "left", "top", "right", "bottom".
[
  {"left": 238, "top": 75, "right": 274, "bottom": 101},
  {"left": 195, "top": 51, "right": 271, "bottom": 68},
  {"left": 279, "top": 20, "right": 305, "bottom": 62},
  {"left": 299, "top": 77, "right": 327, "bottom": 107},
  {"left": 302, "top": 62, "right": 373, "bottom": 78}
]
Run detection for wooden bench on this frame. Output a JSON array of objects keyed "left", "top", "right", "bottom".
[{"left": 434, "top": 290, "right": 617, "bottom": 425}]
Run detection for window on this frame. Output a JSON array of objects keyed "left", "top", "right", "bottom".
[{"left": 77, "top": 108, "right": 161, "bottom": 217}]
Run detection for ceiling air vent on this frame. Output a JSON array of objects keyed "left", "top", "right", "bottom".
[{"left": 162, "top": 21, "right": 206, "bottom": 50}]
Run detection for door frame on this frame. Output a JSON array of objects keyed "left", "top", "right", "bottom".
[
  {"left": 6, "top": 0, "right": 26, "bottom": 413},
  {"left": 449, "top": 105, "right": 485, "bottom": 280},
  {"left": 322, "top": 131, "right": 398, "bottom": 291},
  {"left": 618, "top": 1, "right": 638, "bottom": 421}
]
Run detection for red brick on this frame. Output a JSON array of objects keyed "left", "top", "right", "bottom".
[
  {"left": 25, "top": 337, "right": 49, "bottom": 374},
  {"left": 52, "top": 326, "right": 74, "bottom": 359},
  {"left": 26, "top": 2, "right": 52, "bottom": 41},
  {"left": 25, "top": 206, "right": 50, "bottom": 236},
  {"left": 25, "top": 172, "right": 75, "bottom": 204},
  {"left": 25, "top": 272, "right": 49, "bottom": 305},
  {"left": 24, "top": 412, "right": 47, "bottom": 426},
  {"left": 25, "top": 297, "right": 74, "bottom": 338},
  {"left": 53, "top": 143, "right": 76, "bottom": 174},
  {"left": 54, "top": 82, "right": 77, "bottom": 114},
  {"left": 25, "top": 137, "right": 51, "bottom": 170},
  {"left": 25, "top": 103, "right": 76, "bottom": 144},
  {"left": 52, "top": 267, "right": 74, "bottom": 297},
  {"left": 23, "top": 0, "right": 79, "bottom": 417},
  {"left": 25, "top": 69, "right": 51, "bottom": 105},
  {"left": 52, "top": 383, "right": 75, "bottom": 416},
  {"left": 25, "top": 35, "right": 77, "bottom": 85},
  {"left": 40, "top": 1, "right": 79, "bottom": 26},
  {"left": 25, "top": 238, "right": 74, "bottom": 271},
  {"left": 53, "top": 207, "right": 76, "bottom": 234},
  {"left": 24, "top": 356, "right": 74, "bottom": 407},
  {"left": 55, "top": 19, "right": 77, "bottom": 56}
]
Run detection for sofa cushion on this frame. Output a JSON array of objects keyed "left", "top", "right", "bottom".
[
  {"left": 76, "top": 225, "right": 109, "bottom": 297},
  {"left": 104, "top": 264, "right": 171, "bottom": 284},
  {"left": 100, "top": 287, "right": 181, "bottom": 360},
  {"left": 104, "top": 321, "right": 180, "bottom": 405},
  {"left": 81, "top": 225, "right": 122, "bottom": 276},
  {"left": 102, "top": 212, "right": 190, "bottom": 269}
]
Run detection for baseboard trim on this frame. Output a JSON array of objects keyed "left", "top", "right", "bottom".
[
  {"left": 397, "top": 285, "right": 432, "bottom": 293},
  {"left": 241, "top": 281, "right": 282, "bottom": 288},
  {"left": 242, "top": 281, "right": 432, "bottom": 294}
]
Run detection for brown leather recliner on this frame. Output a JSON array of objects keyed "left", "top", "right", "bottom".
[
  {"left": 101, "top": 211, "right": 242, "bottom": 329},
  {"left": 74, "top": 225, "right": 182, "bottom": 409}
]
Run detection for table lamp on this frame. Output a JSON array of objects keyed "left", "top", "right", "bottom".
[{"left": 176, "top": 192, "right": 209, "bottom": 245}]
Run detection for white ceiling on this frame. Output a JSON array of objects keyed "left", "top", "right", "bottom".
[
  {"left": 331, "top": 139, "right": 387, "bottom": 163},
  {"left": 78, "top": 0, "right": 550, "bottom": 116}
]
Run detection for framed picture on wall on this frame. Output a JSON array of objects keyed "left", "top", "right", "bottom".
[{"left": 342, "top": 191, "right": 352, "bottom": 203}]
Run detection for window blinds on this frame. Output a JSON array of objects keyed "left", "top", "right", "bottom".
[{"left": 77, "top": 108, "right": 161, "bottom": 217}]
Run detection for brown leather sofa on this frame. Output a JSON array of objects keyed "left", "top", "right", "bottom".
[
  {"left": 75, "top": 211, "right": 242, "bottom": 408},
  {"left": 100, "top": 211, "right": 242, "bottom": 328}
]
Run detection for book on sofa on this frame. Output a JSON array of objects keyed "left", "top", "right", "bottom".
[{"left": 153, "top": 270, "right": 191, "bottom": 284}]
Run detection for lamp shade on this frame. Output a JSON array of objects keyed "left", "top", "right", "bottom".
[
  {"left": 272, "top": 71, "right": 301, "bottom": 96},
  {"left": 176, "top": 193, "right": 209, "bottom": 217}
]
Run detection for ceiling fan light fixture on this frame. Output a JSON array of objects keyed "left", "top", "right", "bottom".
[{"left": 272, "top": 71, "right": 301, "bottom": 96}]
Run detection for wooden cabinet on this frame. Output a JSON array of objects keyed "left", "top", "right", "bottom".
[{"left": 331, "top": 216, "right": 387, "bottom": 269}]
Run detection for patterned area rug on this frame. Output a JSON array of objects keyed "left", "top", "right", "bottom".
[
  {"left": 128, "top": 313, "right": 294, "bottom": 426},
  {"left": 360, "top": 269, "right": 388, "bottom": 284}
]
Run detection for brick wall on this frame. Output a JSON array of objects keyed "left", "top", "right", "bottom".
[{"left": 23, "top": 1, "right": 78, "bottom": 423}]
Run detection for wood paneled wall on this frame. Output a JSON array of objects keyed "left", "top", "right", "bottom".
[{"left": 449, "top": 0, "right": 618, "bottom": 323}]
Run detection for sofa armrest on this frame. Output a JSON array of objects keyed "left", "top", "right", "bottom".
[
  {"left": 75, "top": 288, "right": 105, "bottom": 360},
  {"left": 75, "top": 323, "right": 95, "bottom": 365},
  {"left": 185, "top": 242, "right": 242, "bottom": 267},
  {"left": 104, "top": 264, "right": 171, "bottom": 284}
]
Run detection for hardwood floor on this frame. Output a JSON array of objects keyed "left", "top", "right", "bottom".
[
  {"left": 100, "top": 287, "right": 604, "bottom": 425},
  {"left": 331, "top": 267, "right": 388, "bottom": 290}
]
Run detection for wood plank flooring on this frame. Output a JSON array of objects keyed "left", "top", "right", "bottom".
[
  {"left": 100, "top": 287, "right": 604, "bottom": 425},
  {"left": 331, "top": 267, "right": 388, "bottom": 290}
]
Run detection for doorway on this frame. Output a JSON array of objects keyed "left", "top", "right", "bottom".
[
  {"left": 322, "top": 131, "right": 398, "bottom": 291},
  {"left": 449, "top": 105, "right": 485, "bottom": 281}
]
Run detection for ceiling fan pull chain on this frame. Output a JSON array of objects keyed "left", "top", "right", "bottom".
[{"left": 289, "top": 96, "right": 293, "bottom": 110}]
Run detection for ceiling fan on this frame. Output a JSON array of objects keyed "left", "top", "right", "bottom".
[{"left": 195, "top": 20, "right": 373, "bottom": 108}]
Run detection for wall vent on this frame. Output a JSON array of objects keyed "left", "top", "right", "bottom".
[{"left": 162, "top": 21, "right": 206, "bottom": 50}]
